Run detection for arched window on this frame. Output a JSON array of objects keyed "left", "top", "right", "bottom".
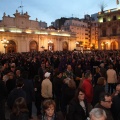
[
  {"left": 30, "top": 41, "right": 38, "bottom": 52},
  {"left": 7, "top": 40, "right": 16, "bottom": 53}
]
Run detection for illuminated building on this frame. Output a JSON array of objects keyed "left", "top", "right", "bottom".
[
  {"left": 61, "top": 16, "right": 98, "bottom": 50},
  {"left": 98, "top": 8, "right": 120, "bottom": 50},
  {"left": 0, "top": 10, "right": 75, "bottom": 53}
]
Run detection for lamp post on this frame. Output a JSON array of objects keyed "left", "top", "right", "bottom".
[{"left": 1, "top": 38, "right": 9, "bottom": 53}]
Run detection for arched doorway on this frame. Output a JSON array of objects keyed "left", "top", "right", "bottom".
[
  {"left": 62, "top": 41, "right": 68, "bottom": 51},
  {"left": 100, "top": 42, "right": 108, "bottom": 50},
  {"left": 48, "top": 41, "right": 54, "bottom": 51},
  {"left": 30, "top": 41, "right": 38, "bottom": 52},
  {"left": 110, "top": 41, "right": 118, "bottom": 50},
  {"left": 7, "top": 40, "right": 16, "bottom": 53}
]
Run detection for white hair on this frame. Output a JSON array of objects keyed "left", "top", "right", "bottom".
[{"left": 90, "top": 108, "right": 107, "bottom": 119}]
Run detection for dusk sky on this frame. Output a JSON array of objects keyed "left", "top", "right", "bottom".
[{"left": 0, "top": 0, "right": 118, "bottom": 25}]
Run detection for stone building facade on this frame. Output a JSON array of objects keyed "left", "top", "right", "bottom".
[
  {"left": 0, "top": 11, "right": 76, "bottom": 53},
  {"left": 98, "top": 8, "right": 120, "bottom": 50}
]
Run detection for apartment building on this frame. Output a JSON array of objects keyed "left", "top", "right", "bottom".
[
  {"left": 61, "top": 16, "right": 98, "bottom": 50},
  {"left": 98, "top": 8, "right": 120, "bottom": 50}
]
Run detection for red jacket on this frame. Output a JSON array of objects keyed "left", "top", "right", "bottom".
[{"left": 82, "top": 79, "right": 93, "bottom": 103}]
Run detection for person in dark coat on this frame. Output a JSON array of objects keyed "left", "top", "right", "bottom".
[
  {"left": 74, "top": 64, "right": 83, "bottom": 88},
  {"left": 100, "top": 63, "right": 107, "bottom": 80},
  {"left": 93, "top": 66, "right": 101, "bottom": 86},
  {"left": 53, "top": 71, "right": 63, "bottom": 111},
  {"left": 21, "top": 71, "right": 35, "bottom": 119},
  {"left": 41, "top": 99, "right": 64, "bottom": 120},
  {"left": 92, "top": 77, "right": 105, "bottom": 107},
  {"left": 6, "top": 72, "right": 16, "bottom": 95},
  {"left": 61, "top": 78, "right": 76, "bottom": 117},
  {"left": 7, "top": 78, "right": 26, "bottom": 109},
  {"left": 29, "top": 57, "right": 39, "bottom": 79},
  {"left": 38, "top": 62, "right": 45, "bottom": 81},
  {"left": 10, "top": 97, "right": 29, "bottom": 120},
  {"left": 33, "top": 75, "right": 42, "bottom": 117},
  {"left": 0, "top": 79, "right": 7, "bottom": 120},
  {"left": 111, "top": 84, "right": 120, "bottom": 120},
  {"left": 94, "top": 93, "right": 114, "bottom": 120},
  {"left": 66, "top": 88, "right": 89, "bottom": 120}
]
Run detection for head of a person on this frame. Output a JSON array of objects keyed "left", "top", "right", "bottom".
[
  {"left": 74, "top": 88, "right": 85, "bottom": 102},
  {"left": 77, "top": 64, "right": 81, "bottom": 68},
  {"left": 68, "top": 79, "right": 76, "bottom": 89},
  {"left": 100, "top": 63, "right": 104, "bottom": 68},
  {"left": 15, "top": 69, "right": 21, "bottom": 76},
  {"left": 16, "top": 78, "right": 24, "bottom": 88},
  {"left": 67, "top": 64, "right": 72, "bottom": 71},
  {"left": 41, "top": 62, "right": 45, "bottom": 68},
  {"left": 97, "top": 77, "right": 106, "bottom": 86},
  {"left": 90, "top": 108, "right": 107, "bottom": 120},
  {"left": 10, "top": 63, "right": 16, "bottom": 71},
  {"left": 42, "top": 99, "right": 56, "bottom": 117},
  {"left": 3, "top": 62, "right": 8, "bottom": 68},
  {"left": 115, "top": 84, "right": 120, "bottom": 95},
  {"left": 109, "top": 64, "right": 113, "bottom": 69},
  {"left": 34, "top": 75, "right": 41, "bottom": 82},
  {"left": 85, "top": 71, "right": 92, "bottom": 81},
  {"left": 12, "top": 97, "right": 28, "bottom": 116},
  {"left": 56, "top": 71, "right": 63, "bottom": 78},
  {"left": 99, "top": 93, "right": 112, "bottom": 109},
  {"left": 96, "top": 66, "right": 100, "bottom": 73},
  {"left": 8, "top": 72, "right": 14, "bottom": 79},
  {"left": 44, "top": 72, "right": 51, "bottom": 78}
]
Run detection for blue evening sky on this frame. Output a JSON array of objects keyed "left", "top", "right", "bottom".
[{"left": 0, "top": 0, "right": 118, "bottom": 25}]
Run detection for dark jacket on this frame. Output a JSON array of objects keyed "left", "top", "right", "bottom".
[
  {"left": 6, "top": 78, "right": 16, "bottom": 94},
  {"left": 53, "top": 76, "right": 63, "bottom": 96},
  {"left": 92, "top": 85, "right": 105, "bottom": 107},
  {"left": 61, "top": 83, "right": 76, "bottom": 106},
  {"left": 95, "top": 103, "right": 114, "bottom": 120},
  {"left": 7, "top": 88, "right": 26, "bottom": 109},
  {"left": 93, "top": 73, "right": 101, "bottom": 86},
  {"left": 111, "top": 93, "right": 120, "bottom": 120},
  {"left": 0, "top": 80, "right": 7, "bottom": 101},
  {"left": 10, "top": 112, "right": 29, "bottom": 120},
  {"left": 67, "top": 99, "right": 88, "bottom": 120},
  {"left": 23, "top": 79, "right": 35, "bottom": 104}
]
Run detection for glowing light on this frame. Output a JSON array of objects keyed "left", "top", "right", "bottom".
[
  {"left": 48, "top": 40, "right": 53, "bottom": 43},
  {"left": 75, "top": 42, "right": 79, "bottom": 44},
  {"left": 26, "top": 30, "right": 31, "bottom": 34},
  {"left": 99, "top": 18, "right": 103, "bottom": 23},
  {"left": 35, "top": 31, "right": 48, "bottom": 35},
  {"left": 10, "top": 28, "right": 22, "bottom": 33},
  {"left": 50, "top": 32, "right": 70, "bottom": 36},
  {"left": 0, "top": 28, "right": 5, "bottom": 31}
]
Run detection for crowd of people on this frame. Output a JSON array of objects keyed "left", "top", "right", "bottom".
[{"left": 0, "top": 50, "right": 120, "bottom": 120}]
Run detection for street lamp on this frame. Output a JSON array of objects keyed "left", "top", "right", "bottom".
[{"left": 1, "top": 38, "right": 9, "bottom": 53}]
